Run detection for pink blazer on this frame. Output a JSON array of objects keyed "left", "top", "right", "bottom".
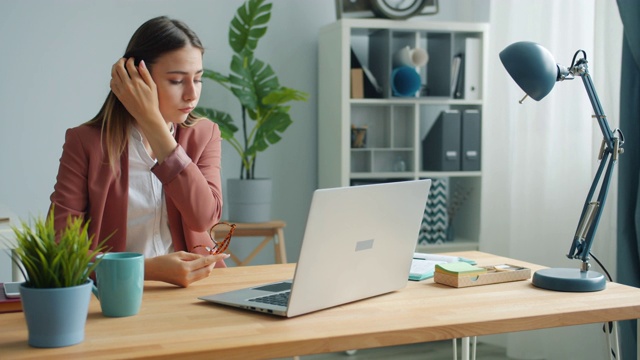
[{"left": 50, "top": 120, "right": 225, "bottom": 266}]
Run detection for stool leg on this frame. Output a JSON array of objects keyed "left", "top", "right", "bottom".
[{"left": 275, "top": 228, "right": 287, "bottom": 263}]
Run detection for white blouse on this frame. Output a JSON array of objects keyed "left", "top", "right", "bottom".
[{"left": 125, "top": 127, "right": 174, "bottom": 257}]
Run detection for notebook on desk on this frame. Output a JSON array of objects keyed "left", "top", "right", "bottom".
[{"left": 199, "top": 179, "right": 432, "bottom": 317}]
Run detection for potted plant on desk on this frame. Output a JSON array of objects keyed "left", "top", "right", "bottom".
[
  {"left": 196, "top": 0, "right": 308, "bottom": 223},
  {"left": 8, "top": 208, "right": 108, "bottom": 348}
]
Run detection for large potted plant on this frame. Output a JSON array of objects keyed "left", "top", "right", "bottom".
[
  {"left": 8, "top": 209, "right": 108, "bottom": 348},
  {"left": 196, "top": 0, "right": 308, "bottom": 223}
]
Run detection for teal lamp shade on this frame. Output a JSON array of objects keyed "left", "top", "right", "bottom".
[{"left": 499, "top": 41, "right": 559, "bottom": 101}]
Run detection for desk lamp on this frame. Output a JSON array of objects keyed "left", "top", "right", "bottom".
[{"left": 499, "top": 41, "right": 625, "bottom": 292}]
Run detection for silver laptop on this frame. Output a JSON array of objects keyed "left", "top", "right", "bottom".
[{"left": 199, "top": 179, "right": 432, "bottom": 317}]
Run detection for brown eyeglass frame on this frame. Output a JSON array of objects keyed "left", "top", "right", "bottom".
[{"left": 192, "top": 222, "right": 236, "bottom": 255}]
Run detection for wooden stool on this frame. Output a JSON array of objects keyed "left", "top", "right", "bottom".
[{"left": 212, "top": 220, "right": 287, "bottom": 266}]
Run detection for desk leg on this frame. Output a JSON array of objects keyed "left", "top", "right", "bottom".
[
  {"left": 461, "top": 337, "right": 469, "bottom": 360},
  {"left": 605, "top": 321, "right": 620, "bottom": 360},
  {"left": 454, "top": 337, "right": 475, "bottom": 360}
]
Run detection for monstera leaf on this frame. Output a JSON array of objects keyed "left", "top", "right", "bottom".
[{"left": 196, "top": 0, "right": 308, "bottom": 179}]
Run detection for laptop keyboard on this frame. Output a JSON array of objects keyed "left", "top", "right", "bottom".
[{"left": 249, "top": 291, "right": 290, "bottom": 307}]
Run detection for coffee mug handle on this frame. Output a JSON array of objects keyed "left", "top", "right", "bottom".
[{"left": 88, "top": 262, "right": 100, "bottom": 300}]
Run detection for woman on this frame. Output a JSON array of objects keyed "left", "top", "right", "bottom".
[{"left": 50, "top": 16, "right": 228, "bottom": 287}]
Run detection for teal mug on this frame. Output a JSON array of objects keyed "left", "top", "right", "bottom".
[{"left": 92, "top": 252, "right": 144, "bottom": 317}]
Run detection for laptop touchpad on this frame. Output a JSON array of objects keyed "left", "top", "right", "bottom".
[{"left": 254, "top": 282, "right": 291, "bottom": 292}]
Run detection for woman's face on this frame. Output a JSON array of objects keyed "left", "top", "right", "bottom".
[{"left": 149, "top": 45, "right": 203, "bottom": 125}]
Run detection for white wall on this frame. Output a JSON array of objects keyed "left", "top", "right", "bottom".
[{"left": 0, "top": 0, "right": 489, "bottom": 280}]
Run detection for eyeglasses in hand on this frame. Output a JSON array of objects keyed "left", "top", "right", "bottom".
[{"left": 192, "top": 222, "right": 236, "bottom": 255}]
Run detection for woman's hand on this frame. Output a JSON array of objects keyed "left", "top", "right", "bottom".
[
  {"left": 144, "top": 251, "right": 229, "bottom": 288},
  {"left": 110, "top": 58, "right": 163, "bottom": 126},
  {"left": 110, "top": 57, "right": 177, "bottom": 162}
]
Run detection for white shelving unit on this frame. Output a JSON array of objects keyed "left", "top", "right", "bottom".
[{"left": 318, "top": 19, "right": 489, "bottom": 253}]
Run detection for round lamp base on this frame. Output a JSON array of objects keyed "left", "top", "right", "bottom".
[{"left": 532, "top": 268, "right": 606, "bottom": 292}]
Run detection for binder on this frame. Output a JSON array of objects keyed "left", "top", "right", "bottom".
[
  {"left": 461, "top": 109, "right": 481, "bottom": 171},
  {"left": 422, "top": 110, "right": 461, "bottom": 171},
  {"left": 463, "top": 38, "right": 481, "bottom": 100},
  {"left": 451, "top": 53, "right": 463, "bottom": 98}
]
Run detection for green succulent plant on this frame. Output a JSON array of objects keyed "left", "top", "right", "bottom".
[
  {"left": 195, "top": 0, "right": 309, "bottom": 179},
  {"left": 8, "top": 208, "right": 110, "bottom": 288}
]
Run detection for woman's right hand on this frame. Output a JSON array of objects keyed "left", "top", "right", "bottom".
[
  {"left": 110, "top": 57, "right": 162, "bottom": 125},
  {"left": 144, "top": 251, "right": 229, "bottom": 288}
]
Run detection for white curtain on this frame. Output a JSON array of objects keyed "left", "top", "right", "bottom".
[{"left": 483, "top": 1, "right": 622, "bottom": 359}]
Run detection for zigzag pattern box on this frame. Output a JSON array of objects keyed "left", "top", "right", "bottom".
[{"left": 419, "top": 178, "right": 448, "bottom": 244}]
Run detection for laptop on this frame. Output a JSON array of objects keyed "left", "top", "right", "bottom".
[{"left": 199, "top": 179, "right": 432, "bottom": 317}]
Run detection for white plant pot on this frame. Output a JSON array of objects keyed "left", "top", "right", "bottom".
[{"left": 226, "top": 178, "right": 272, "bottom": 223}]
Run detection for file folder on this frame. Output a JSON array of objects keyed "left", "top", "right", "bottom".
[
  {"left": 422, "top": 110, "right": 461, "bottom": 171},
  {"left": 461, "top": 109, "right": 481, "bottom": 171},
  {"left": 463, "top": 38, "right": 481, "bottom": 100}
]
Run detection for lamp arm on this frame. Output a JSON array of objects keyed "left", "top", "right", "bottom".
[
  {"left": 567, "top": 151, "right": 615, "bottom": 265},
  {"left": 566, "top": 60, "right": 623, "bottom": 268},
  {"left": 574, "top": 59, "right": 615, "bottom": 148}
]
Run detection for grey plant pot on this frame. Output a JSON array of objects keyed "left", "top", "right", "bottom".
[
  {"left": 20, "top": 280, "right": 92, "bottom": 348},
  {"left": 226, "top": 178, "right": 272, "bottom": 223}
]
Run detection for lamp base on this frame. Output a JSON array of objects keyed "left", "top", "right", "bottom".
[{"left": 532, "top": 268, "right": 606, "bottom": 292}]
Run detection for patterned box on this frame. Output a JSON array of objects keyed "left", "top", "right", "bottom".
[{"left": 419, "top": 178, "right": 448, "bottom": 244}]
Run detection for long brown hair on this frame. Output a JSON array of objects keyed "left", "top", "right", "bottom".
[{"left": 86, "top": 16, "right": 205, "bottom": 173}]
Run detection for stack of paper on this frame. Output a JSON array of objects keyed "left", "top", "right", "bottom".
[
  {"left": 435, "top": 262, "right": 487, "bottom": 277},
  {"left": 409, "top": 253, "right": 476, "bottom": 281},
  {"left": 434, "top": 262, "right": 532, "bottom": 288}
]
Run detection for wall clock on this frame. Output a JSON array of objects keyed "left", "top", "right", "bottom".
[
  {"left": 335, "top": 0, "right": 439, "bottom": 20},
  {"left": 369, "top": 0, "right": 427, "bottom": 19}
]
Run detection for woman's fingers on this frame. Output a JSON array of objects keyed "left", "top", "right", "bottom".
[
  {"left": 124, "top": 57, "right": 142, "bottom": 81},
  {"left": 137, "top": 60, "right": 155, "bottom": 88},
  {"left": 109, "top": 57, "right": 161, "bottom": 122}
]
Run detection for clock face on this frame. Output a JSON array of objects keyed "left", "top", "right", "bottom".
[{"left": 370, "top": 0, "right": 426, "bottom": 19}]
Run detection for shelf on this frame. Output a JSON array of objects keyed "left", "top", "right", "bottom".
[
  {"left": 318, "top": 19, "right": 488, "bottom": 252},
  {"left": 350, "top": 98, "right": 483, "bottom": 106}
]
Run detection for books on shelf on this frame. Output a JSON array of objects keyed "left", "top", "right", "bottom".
[
  {"left": 0, "top": 283, "right": 22, "bottom": 314},
  {"left": 451, "top": 37, "right": 481, "bottom": 100},
  {"left": 350, "top": 48, "right": 382, "bottom": 98},
  {"left": 409, "top": 253, "right": 476, "bottom": 281},
  {"left": 350, "top": 68, "right": 364, "bottom": 99},
  {"left": 451, "top": 53, "right": 463, "bottom": 99}
]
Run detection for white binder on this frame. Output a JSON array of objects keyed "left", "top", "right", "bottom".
[{"left": 464, "top": 38, "right": 482, "bottom": 100}]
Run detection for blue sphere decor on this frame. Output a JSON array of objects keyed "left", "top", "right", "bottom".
[{"left": 391, "top": 66, "right": 421, "bottom": 97}]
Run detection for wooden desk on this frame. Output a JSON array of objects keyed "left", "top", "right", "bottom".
[
  {"left": 1, "top": 251, "right": 640, "bottom": 359},
  {"left": 213, "top": 220, "right": 287, "bottom": 266}
]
